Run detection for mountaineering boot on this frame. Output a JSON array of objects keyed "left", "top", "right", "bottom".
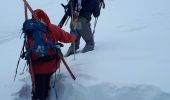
[
  {"left": 64, "top": 47, "right": 74, "bottom": 57},
  {"left": 64, "top": 45, "right": 79, "bottom": 57},
  {"left": 82, "top": 44, "right": 94, "bottom": 53},
  {"left": 65, "top": 37, "right": 80, "bottom": 57}
]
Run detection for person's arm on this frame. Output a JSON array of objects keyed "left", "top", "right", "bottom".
[
  {"left": 49, "top": 24, "right": 76, "bottom": 43},
  {"left": 93, "top": 0, "right": 100, "bottom": 17}
]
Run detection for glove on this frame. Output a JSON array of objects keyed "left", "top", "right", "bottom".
[{"left": 70, "top": 27, "right": 79, "bottom": 37}]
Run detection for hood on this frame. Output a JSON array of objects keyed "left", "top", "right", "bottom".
[{"left": 33, "top": 9, "right": 51, "bottom": 25}]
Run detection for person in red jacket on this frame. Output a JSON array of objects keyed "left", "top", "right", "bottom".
[{"left": 30, "top": 9, "right": 76, "bottom": 100}]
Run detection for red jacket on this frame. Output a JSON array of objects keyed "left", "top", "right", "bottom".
[{"left": 30, "top": 9, "right": 76, "bottom": 74}]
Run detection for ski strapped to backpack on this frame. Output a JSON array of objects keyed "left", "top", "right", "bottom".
[
  {"left": 14, "top": 0, "right": 76, "bottom": 82},
  {"left": 59, "top": 0, "right": 82, "bottom": 28},
  {"left": 59, "top": 0, "right": 105, "bottom": 33},
  {"left": 23, "top": 0, "right": 38, "bottom": 20}
]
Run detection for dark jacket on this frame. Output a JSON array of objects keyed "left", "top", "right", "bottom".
[
  {"left": 80, "top": 0, "right": 100, "bottom": 21},
  {"left": 66, "top": 0, "right": 100, "bottom": 21}
]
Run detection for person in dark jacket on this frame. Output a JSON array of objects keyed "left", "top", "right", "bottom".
[
  {"left": 30, "top": 9, "right": 76, "bottom": 100},
  {"left": 65, "top": 0, "right": 100, "bottom": 57}
]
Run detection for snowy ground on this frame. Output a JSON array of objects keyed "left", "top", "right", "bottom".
[{"left": 0, "top": 0, "right": 170, "bottom": 100}]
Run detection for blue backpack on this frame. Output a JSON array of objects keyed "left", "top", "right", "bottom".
[{"left": 22, "top": 19, "right": 60, "bottom": 62}]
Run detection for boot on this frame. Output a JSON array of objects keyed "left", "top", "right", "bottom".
[
  {"left": 64, "top": 45, "right": 79, "bottom": 57},
  {"left": 64, "top": 47, "right": 74, "bottom": 57},
  {"left": 82, "top": 44, "right": 94, "bottom": 53}
]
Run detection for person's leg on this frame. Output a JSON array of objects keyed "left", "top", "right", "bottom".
[
  {"left": 65, "top": 32, "right": 81, "bottom": 57},
  {"left": 32, "top": 73, "right": 52, "bottom": 100},
  {"left": 45, "top": 73, "right": 53, "bottom": 98},
  {"left": 32, "top": 74, "right": 46, "bottom": 100},
  {"left": 77, "top": 17, "right": 94, "bottom": 53}
]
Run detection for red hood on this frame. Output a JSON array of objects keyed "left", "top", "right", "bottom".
[{"left": 33, "top": 9, "right": 51, "bottom": 25}]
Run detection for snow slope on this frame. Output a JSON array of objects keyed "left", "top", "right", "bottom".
[{"left": 0, "top": 0, "right": 170, "bottom": 100}]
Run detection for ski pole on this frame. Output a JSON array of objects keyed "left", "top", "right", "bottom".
[
  {"left": 60, "top": 56, "right": 76, "bottom": 80},
  {"left": 70, "top": 1, "right": 76, "bottom": 60},
  {"left": 93, "top": 17, "right": 98, "bottom": 35},
  {"left": 56, "top": 48, "right": 76, "bottom": 80},
  {"left": 57, "top": 49, "right": 76, "bottom": 80},
  {"left": 14, "top": 2, "right": 29, "bottom": 81},
  {"left": 70, "top": 1, "right": 81, "bottom": 60},
  {"left": 14, "top": 41, "right": 24, "bottom": 81}
]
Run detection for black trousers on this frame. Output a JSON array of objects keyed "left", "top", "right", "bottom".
[{"left": 32, "top": 73, "right": 53, "bottom": 100}]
